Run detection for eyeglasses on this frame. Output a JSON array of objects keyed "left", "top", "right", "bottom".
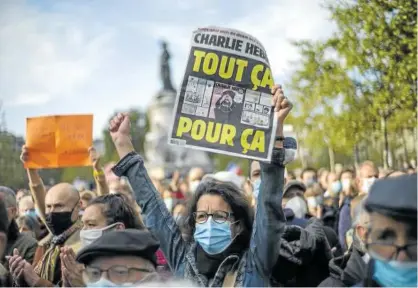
[
  {"left": 366, "top": 241, "right": 417, "bottom": 261},
  {"left": 193, "top": 210, "right": 233, "bottom": 224},
  {"left": 83, "top": 265, "right": 153, "bottom": 284}
]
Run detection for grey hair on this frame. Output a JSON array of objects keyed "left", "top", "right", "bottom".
[{"left": 0, "top": 186, "right": 17, "bottom": 208}]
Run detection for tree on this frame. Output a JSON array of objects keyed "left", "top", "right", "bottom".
[
  {"left": 288, "top": 0, "right": 417, "bottom": 169},
  {"left": 327, "top": 0, "right": 417, "bottom": 168},
  {"left": 288, "top": 41, "right": 359, "bottom": 170},
  {"left": 0, "top": 103, "right": 26, "bottom": 189}
]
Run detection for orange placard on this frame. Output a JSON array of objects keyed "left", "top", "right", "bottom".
[{"left": 25, "top": 115, "right": 93, "bottom": 169}]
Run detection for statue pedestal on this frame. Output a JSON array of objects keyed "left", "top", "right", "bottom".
[{"left": 144, "top": 89, "right": 213, "bottom": 174}]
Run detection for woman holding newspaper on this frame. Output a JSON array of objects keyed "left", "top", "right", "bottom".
[{"left": 108, "top": 84, "right": 292, "bottom": 286}]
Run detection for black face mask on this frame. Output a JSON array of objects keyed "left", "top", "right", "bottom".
[{"left": 45, "top": 210, "right": 75, "bottom": 236}]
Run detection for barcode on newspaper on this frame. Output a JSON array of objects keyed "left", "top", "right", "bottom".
[{"left": 170, "top": 139, "right": 186, "bottom": 146}]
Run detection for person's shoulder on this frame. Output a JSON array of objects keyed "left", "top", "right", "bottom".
[
  {"left": 318, "top": 276, "right": 345, "bottom": 287},
  {"left": 13, "top": 232, "right": 38, "bottom": 249},
  {"left": 19, "top": 232, "right": 38, "bottom": 245}
]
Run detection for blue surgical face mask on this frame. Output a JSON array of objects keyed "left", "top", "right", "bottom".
[
  {"left": 24, "top": 209, "right": 37, "bottom": 220},
  {"left": 194, "top": 216, "right": 233, "bottom": 255},
  {"left": 331, "top": 181, "right": 342, "bottom": 194},
  {"left": 252, "top": 178, "right": 261, "bottom": 199},
  {"left": 373, "top": 258, "right": 417, "bottom": 287}
]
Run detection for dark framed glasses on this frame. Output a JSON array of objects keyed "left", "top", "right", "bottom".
[
  {"left": 366, "top": 241, "right": 417, "bottom": 261},
  {"left": 83, "top": 265, "right": 153, "bottom": 284},
  {"left": 193, "top": 210, "right": 233, "bottom": 224}
]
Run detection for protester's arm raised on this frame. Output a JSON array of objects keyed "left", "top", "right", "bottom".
[
  {"left": 243, "top": 85, "right": 292, "bottom": 286},
  {"left": 21, "top": 146, "right": 47, "bottom": 222},
  {"left": 89, "top": 147, "right": 109, "bottom": 196},
  {"left": 108, "top": 114, "right": 187, "bottom": 274}
]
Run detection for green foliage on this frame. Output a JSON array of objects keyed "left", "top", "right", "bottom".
[
  {"left": 0, "top": 132, "right": 26, "bottom": 189},
  {"left": 288, "top": 0, "right": 417, "bottom": 169}
]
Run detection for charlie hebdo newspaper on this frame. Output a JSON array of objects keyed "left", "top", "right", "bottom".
[{"left": 169, "top": 27, "right": 277, "bottom": 161}]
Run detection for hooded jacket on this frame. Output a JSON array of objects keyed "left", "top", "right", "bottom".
[
  {"left": 319, "top": 238, "right": 367, "bottom": 287},
  {"left": 272, "top": 219, "right": 333, "bottom": 287}
]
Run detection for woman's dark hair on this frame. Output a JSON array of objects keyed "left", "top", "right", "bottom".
[
  {"left": 87, "top": 194, "right": 144, "bottom": 230},
  {"left": 184, "top": 180, "right": 254, "bottom": 248},
  {"left": 339, "top": 168, "right": 355, "bottom": 180},
  {"left": 301, "top": 167, "right": 317, "bottom": 180},
  {"left": 16, "top": 215, "right": 41, "bottom": 239}
]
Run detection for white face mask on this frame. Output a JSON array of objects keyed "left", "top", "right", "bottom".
[
  {"left": 342, "top": 179, "right": 351, "bottom": 191},
  {"left": 80, "top": 222, "right": 121, "bottom": 248},
  {"left": 361, "top": 177, "right": 376, "bottom": 194},
  {"left": 189, "top": 180, "right": 201, "bottom": 193},
  {"left": 307, "top": 196, "right": 318, "bottom": 208},
  {"left": 164, "top": 198, "right": 173, "bottom": 211}
]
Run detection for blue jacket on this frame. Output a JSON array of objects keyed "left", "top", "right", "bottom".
[
  {"left": 112, "top": 149, "right": 287, "bottom": 287},
  {"left": 338, "top": 197, "right": 352, "bottom": 251}
]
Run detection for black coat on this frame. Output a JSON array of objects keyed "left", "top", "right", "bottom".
[
  {"left": 272, "top": 219, "right": 333, "bottom": 287},
  {"left": 319, "top": 244, "right": 367, "bottom": 287}
]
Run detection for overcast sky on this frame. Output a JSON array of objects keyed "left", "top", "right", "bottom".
[{"left": 0, "top": 0, "right": 334, "bottom": 138}]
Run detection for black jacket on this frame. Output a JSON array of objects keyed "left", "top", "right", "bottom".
[
  {"left": 319, "top": 241, "right": 367, "bottom": 287},
  {"left": 2, "top": 221, "right": 37, "bottom": 268},
  {"left": 272, "top": 219, "right": 333, "bottom": 287}
]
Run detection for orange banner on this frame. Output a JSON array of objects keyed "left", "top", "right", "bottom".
[{"left": 25, "top": 115, "right": 93, "bottom": 169}]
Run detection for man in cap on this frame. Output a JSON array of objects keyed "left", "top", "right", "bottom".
[
  {"left": 76, "top": 229, "right": 160, "bottom": 287},
  {"left": 281, "top": 180, "right": 308, "bottom": 227},
  {"left": 360, "top": 174, "right": 417, "bottom": 287}
]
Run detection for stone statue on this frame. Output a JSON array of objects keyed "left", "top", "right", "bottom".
[
  {"left": 144, "top": 41, "right": 213, "bottom": 172},
  {"left": 160, "top": 41, "right": 175, "bottom": 92}
]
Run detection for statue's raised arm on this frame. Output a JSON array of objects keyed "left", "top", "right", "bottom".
[{"left": 160, "top": 41, "right": 175, "bottom": 91}]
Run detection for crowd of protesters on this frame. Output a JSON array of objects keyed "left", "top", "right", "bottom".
[{"left": 0, "top": 86, "right": 416, "bottom": 287}]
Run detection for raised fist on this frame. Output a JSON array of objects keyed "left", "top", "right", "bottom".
[
  {"left": 271, "top": 85, "right": 293, "bottom": 123},
  {"left": 108, "top": 113, "right": 131, "bottom": 146}
]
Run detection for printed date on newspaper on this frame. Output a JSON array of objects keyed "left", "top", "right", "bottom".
[{"left": 169, "top": 27, "right": 278, "bottom": 161}]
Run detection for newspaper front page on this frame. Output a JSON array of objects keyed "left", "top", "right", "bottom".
[{"left": 169, "top": 26, "right": 277, "bottom": 161}]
